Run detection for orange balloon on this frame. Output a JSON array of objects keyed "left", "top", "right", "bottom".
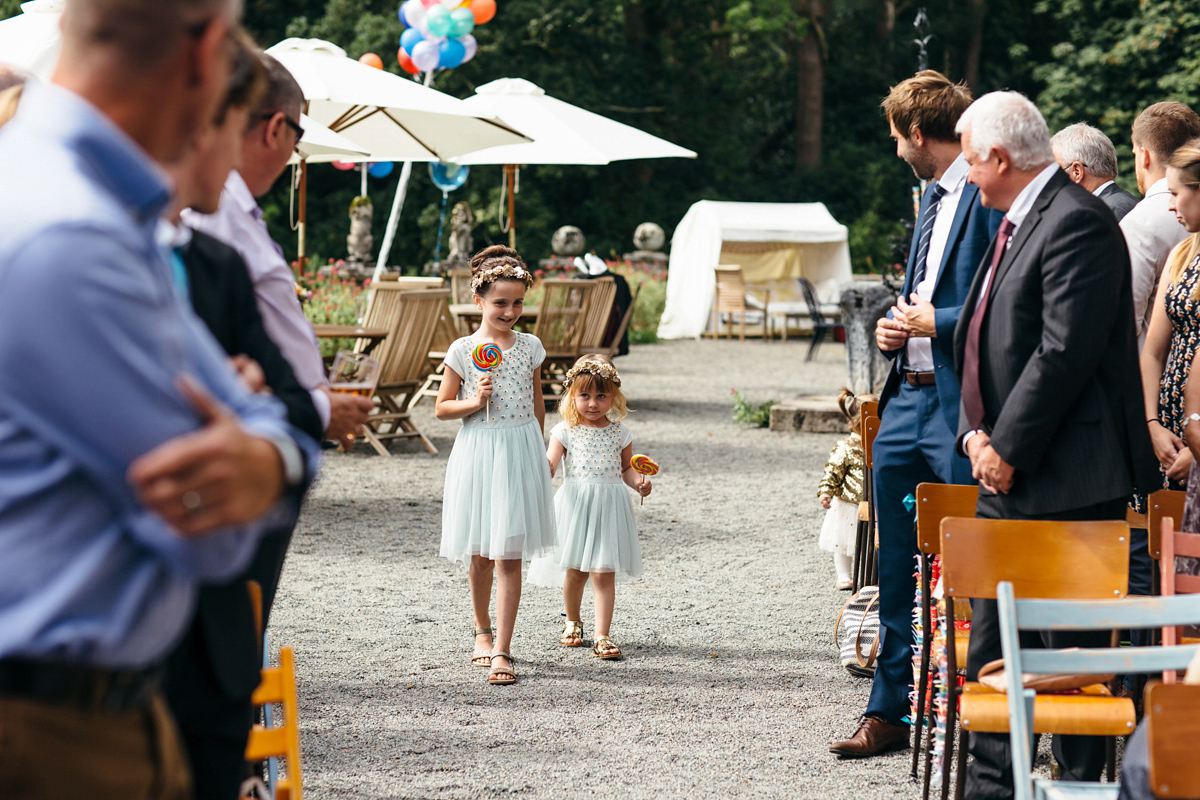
[
  {"left": 470, "top": 0, "right": 496, "bottom": 25},
  {"left": 397, "top": 49, "right": 420, "bottom": 75},
  {"left": 358, "top": 52, "right": 384, "bottom": 69}
]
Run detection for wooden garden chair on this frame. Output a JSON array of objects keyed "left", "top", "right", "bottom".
[
  {"left": 911, "top": 483, "right": 978, "bottom": 799},
  {"left": 361, "top": 289, "right": 449, "bottom": 455},
  {"left": 245, "top": 646, "right": 304, "bottom": 800},
  {"left": 534, "top": 279, "right": 597, "bottom": 399},
  {"left": 582, "top": 282, "right": 642, "bottom": 359},
  {"left": 1158, "top": 517, "right": 1200, "bottom": 682},
  {"left": 579, "top": 276, "right": 617, "bottom": 351},
  {"left": 995, "top": 584, "right": 1200, "bottom": 800},
  {"left": 1144, "top": 682, "right": 1200, "bottom": 799},
  {"left": 710, "top": 265, "right": 770, "bottom": 341},
  {"left": 410, "top": 293, "right": 461, "bottom": 409},
  {"left": 354, "top": 282, "right": 408, "bottom": 354},
  {"left": 1147, "top": 489, "right": 1186, "bottom": 596},
  {"left": 940, "top": 518, "right": 1134, "bottom": 800}
]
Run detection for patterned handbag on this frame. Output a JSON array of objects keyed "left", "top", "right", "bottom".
[{"left": 836, "top": 585, "right": 881, "bottom": 677}]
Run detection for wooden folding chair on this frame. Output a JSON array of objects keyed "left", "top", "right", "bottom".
[
  {"left": 853, "top": 409, "right": 881, "bottom": 591},
  {"left": 246, "top": 646, "right": 303, "bottom": 800},
  {"left": 534, "top": 279, "right": 597, "bottom": 400},
  {"left": 354, "top": 282, "right": 408, "bottom": 355},
  {"left": 361, "top": 289, "right": 450, "bottom": 455},
  {"left": 1147, "top": 489, "right": 1186, "bottom": 596},
  {"left": 579, "top": 276, "right": 617, "bottom": 350},
  {"left": 912, "top": 483, "right": 978, "bottom": 797},
  {"left": 410, "top": 293, "right": 460, "bottom": 409},
  {"left": 582, "top": 282, "right": 641, "bottom": 359},
  {"left": 711, "top": 265, "right": 771, "bottom": 341},
  {"left": 1144, "top": 682, "right": 1200, "bottom": 799},
  {"left": 996, "top": 584, "right": 1200, "bottom": 800},
  {"left": 940, "top": 518, "right": 1134, "bottom": 800},
  {"left": 1158, "top": 516, "right": 1200, "bottom": 683}
]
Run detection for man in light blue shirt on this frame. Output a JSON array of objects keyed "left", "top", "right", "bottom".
[{"left": 0, "top": 0, "right": 316, "bottom": 796}]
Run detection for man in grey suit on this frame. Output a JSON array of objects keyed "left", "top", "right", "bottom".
[
  {"left": 1051, "top": 122, "right": 1138, "bottom": 219},
  {"left": 953, "top": 92, "right": 1159, "bottom": 800}
]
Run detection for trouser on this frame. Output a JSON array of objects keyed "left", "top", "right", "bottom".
[
  {"left": 865, "top": 380, "right": 972, "bottom": 724},
  {"left": 965, "top": 495, "right": 1127, "bottom": 800},
  {"left": 1115, "top": 722, "right": 1151, "bottom": 800},
  {"left": 1123, "top": 527, "right": 1154, "bottom": 694},
  {"left": 0, "top": 691, "right": 190, "bottom": 799}
]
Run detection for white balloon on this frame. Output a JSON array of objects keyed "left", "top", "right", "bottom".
[
  {"left": 460, "top": 33, "right": 477, "bottom": 62},
  {"left": 403, "top": 0, "right": 426, "bottom": 27},
  {"left": 439, "top": 0, "right": 459, "bottom": 7},
  {"left": 411, "top": 39, "right": 440, "bottom": 72}
]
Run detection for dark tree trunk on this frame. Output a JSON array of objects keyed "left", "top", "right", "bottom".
[
  {"left": 962, "top": 0, "right": 986, "bottom": 93},
  {"left": 794, "top": 1, "right": 827, "bottom": 170}
]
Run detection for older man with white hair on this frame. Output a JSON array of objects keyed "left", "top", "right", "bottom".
[
  {"left": 1051, "top": 122, "right": 1138, "bottom": 219},
  {"left": 952, "top": 91, "right": 1158, "bottom": 799}
]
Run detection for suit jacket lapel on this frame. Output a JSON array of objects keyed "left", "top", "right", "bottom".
[
  {"left": 903, "top": 183, "right": 940, "bottom": 297},
  {"left": 988, "top": 171, "right": 1068, "bottom": 297},
  {"left": 930, "top": 182, "right": 977, "bottom": 294}
]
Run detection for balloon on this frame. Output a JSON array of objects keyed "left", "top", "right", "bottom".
[
  {"left": 429, "top": 161, "right": 469, "bottom": 192},
  {"left": 399, "top": 28, "right": 424, "bottom": 55},
  {"left": 437, "top": 38, "right": 465, "bottom": 68},
  {"left": 358, "top": 52, "right": 384, "bottom": 69},
  {"left": 469, "top": 0, "right": 496, "bottom": 25},
  {"left": 439, "top": 0, "right": 460, "bottom": 7},
  {"left": 368, "top": 161, "right": 395, "bottom": 178},
  {"left": 411, "top": 40, "right": 440, "bottom": 72},
  {"left": 426, "top": 5, "right": 452, "bottom": 37},
  {"left": 395, "top": 48, "right": 418, "bottom": 74},
  {"left": 401, "top": 0, "right": 424, "bottom": 27},
  {"left": 332, "top": 161, "right": 356, "bottom": 171},
  {"left": 459, "top": 33, "right": 478, "bottom": 63},
  {"left": 420, "top": 0, "right": 438, "bottom": 6},
  {"left": 449, "top": 8, "right": 475, "bottom": 36}
]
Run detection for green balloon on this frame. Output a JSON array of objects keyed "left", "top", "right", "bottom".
[
  {"left": 450, "top": 8, "right": 475, "bottom": 37},
  {"left": 426, "top": 5, "right": 451, "bottom": 37}
]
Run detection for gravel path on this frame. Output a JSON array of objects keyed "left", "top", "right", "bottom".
[{"left": 271, "top": 338, "right": 920, "bottom": 799}]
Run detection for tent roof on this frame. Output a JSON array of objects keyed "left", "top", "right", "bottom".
[{"left": 673, "top": 200, "right": 848, "bottom": 244}]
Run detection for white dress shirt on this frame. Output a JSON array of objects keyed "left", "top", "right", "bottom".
[
  {"left": 972, "top": 163, "right": 1061, "bottom": 311},
  {"left": 184, "top": 171, "right": 331, "bottom": 430},
  {"left": 1092, "top": 180, "right": 1115, "bottom": 197},
  {"left": 906, "top": 154, "right": 969, "bottom": 371},
  {"left": 1120, "top": 177, "right": 1188, "bottom": 348}
]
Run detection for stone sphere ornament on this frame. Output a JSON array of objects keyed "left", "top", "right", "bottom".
[
  {"left": 633, "top": 222, "right": 665, "bottom": 252},
  {"left": 551, "top": 225, "right": 586, "bottom": 257}
]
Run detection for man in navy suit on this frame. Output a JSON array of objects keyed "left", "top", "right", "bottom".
[{"left": 831, "top": 70, "right": 1001, "bottom": 758}]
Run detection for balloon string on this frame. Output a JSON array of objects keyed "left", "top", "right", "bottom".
[
  {"left": 434, "top": 190, "right": 449, "bottom": 268},
  {"left": 289, "top": 164, "right": 298, "bottom": 232},
  {"left": 498, "top": 169, "right": 510, "bottom": 234}
]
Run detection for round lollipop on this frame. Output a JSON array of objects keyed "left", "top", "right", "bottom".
[
  {"left": 630, "top": 454, "right": 659, "bottom": 505},
  {"left": 472, "top": 342, "right": 502, "bottom": 421}
]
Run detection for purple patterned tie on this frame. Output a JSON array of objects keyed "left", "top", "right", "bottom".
[{"left": 961, "top": 217, "right": 1015, "bottom": 431}]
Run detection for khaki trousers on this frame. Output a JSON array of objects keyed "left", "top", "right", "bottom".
[{"left": 0, "top": 691, "right": 190, "bottom": 799}]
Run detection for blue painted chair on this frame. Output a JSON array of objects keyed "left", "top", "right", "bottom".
[{"left": 996, "top": 581, "right": 1200, "bottom": 800}]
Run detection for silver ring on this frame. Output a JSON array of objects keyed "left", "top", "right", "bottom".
[{"left": 181, "top": 490, "right": 202, "bottom": 512}]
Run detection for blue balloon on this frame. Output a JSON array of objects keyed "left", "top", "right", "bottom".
[
  {"left": 429, "top": 161, "right": 469, "bottom": 192},
  {"left": 400, "top": 27, "right": 424, "bottom": 55},
  {"left": 368, "top": 161, "right": 395, "bottom": 178},
  {"left": 397, "top": 4, "right": 407, "bottom": 25},
  {"left": 437, "top": 38, "right": 466, "bottom": 69}
]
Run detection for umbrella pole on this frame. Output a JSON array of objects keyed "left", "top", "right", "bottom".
[
  {"left": 298, "top": 159, "right": 308, "bottom": 274},
  {"left": 374, "top": 70, "right": 436, "bottom": 280},
  {"left": 361, "top": 163, "right": 368, "bottom": 198},
  {"left": 505, "top": 164, "right": 517, "bottom": 249}
]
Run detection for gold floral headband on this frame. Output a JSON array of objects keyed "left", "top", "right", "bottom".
[
  {"left": 562, "top": 360, "right": 621, "bottom": 389},
  {"left": 471, "top": 262, "right": 533, "bottom": 292}
]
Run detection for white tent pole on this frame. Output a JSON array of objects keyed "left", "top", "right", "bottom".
[
  {"left": 374, "top": 70, "right": 435, "bottom": 280},
  {"left": 361, "top": 163, "right": 368, "bottom": 198}
]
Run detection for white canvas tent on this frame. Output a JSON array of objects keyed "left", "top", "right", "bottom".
[{"left": 657, "top": 200, "right": 854, "bottom": 340}]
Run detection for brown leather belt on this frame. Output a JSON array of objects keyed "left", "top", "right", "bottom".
[
  {"left": 904, "top": 370, "right": 936, "bottom": 386},
  {"left": 0, "top": 657, "right": 162, "bottom": 711}
]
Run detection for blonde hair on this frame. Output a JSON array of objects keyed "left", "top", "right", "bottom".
[
  {"left": 1165, "top": 139, "right": 1200, "bottom": 300},
  {"left": 837, "top": 386, "right": 878, "bottom": 437},
  {"left": 558, "top": 355, "right": 629, "bottom": 426}
]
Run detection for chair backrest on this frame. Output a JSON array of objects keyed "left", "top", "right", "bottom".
[
  {"left": 1158, "top": 516, "right": 1200, "bottom": 680},
  {"left": 356, "top": 283, "right": 408, "bottom": 353},
  {"left": 580, "top": 277, "right": 617, "bottom": 349},
  {"left": 607, "top": 281, "right": 641, "bottom": 352},
  {"left": 534, "top": 279, "right": 596, "bottom": 358},
  {"left": 392, "top": 276, "right": 446, "bottom": 290},
  {"left": 245, "top": 646, "right": 303, "bottom": 800},
  {"left": 1145, "top": 682, "right": 1200, "bottom": 799},
  {"left": 713, "top": 265, "right": 747, "bottom": 312},
  {"left": 860, "top": 400, "right": 878, "bottom": 420},
  {"left": 915, "top": 483, "right": 978, "bottom": 555},
  {"left": 940, "top": 518, "right": 1130, "bottom": 600},
  {"left": 1148, "top": 488, "right": 1187, "bottom": 560},
  {"left": 798, "top": 276, "right": 832, "bottom": 326},
  {"left": 862, "top": 414, "right": 880, "bottom": 469},
  {"left": 996, "top": 582, "right": 1200, "bottom": 800},
  {"left": 447, "top": 267, "right": 473, "bottom": 304},
  {"left": 375, "top": 289, "right": 451, "bottom": 388}
]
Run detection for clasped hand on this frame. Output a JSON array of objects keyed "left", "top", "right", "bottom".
[
  {"left": 875, "top": 293, "right": 937, "bottom": 351},
  {"left": 966, "top": 432, "right": 1014, "bottom": 494}
]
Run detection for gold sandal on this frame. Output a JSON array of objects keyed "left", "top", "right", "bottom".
[
  {"left": 592, "top": 635, "right": 622, "bottom": 660},
  {"left": 488, "top": 651, "right": 517, "bottom": 685},
  {"left": 471, "top": 625, "right": 493, "bottom": 668},
  {"left": 560, "top": 620, "right": 583, "bottom": 647}
]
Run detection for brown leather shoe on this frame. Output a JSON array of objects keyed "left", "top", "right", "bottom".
[{"left": 829, "top": 716, "right": 911, "bottom": 758}]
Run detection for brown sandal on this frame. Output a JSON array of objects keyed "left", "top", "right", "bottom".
[
  {"left": 488, "top": 651, "right": 517, "bottom": 685},
  {"left": 471, "top": 626, "right": 493, "bottom": 668}
]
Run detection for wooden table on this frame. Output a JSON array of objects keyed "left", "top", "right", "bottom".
[
  {"left": 449, "top": 304, "right": 540, "bottom": 333},
  {"left": 313, "top": 324, "right": 389, "bottom": 355}
]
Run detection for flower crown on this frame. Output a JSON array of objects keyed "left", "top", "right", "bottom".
[
  {"left": 471, "top": 262, "right": 533, "bottom": 292},
  {"left": 562, "top": 360, "right": 621, "bottom": 389}
]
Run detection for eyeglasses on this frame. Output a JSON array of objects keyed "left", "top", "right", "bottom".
[{"left": 262, "top": 112, "right": 304, "bottom": 142}]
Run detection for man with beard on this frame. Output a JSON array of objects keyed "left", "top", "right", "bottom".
[{"left": 831, "top": 70, "right": 1001, "bottom": 758}]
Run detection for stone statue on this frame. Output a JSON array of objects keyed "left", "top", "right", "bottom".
[
  {"left": 551, "top": 225, "right": 586, "bottom": 257},
  {"left": 633, "top": 222, "right": 665, "bottom": 252},
  {"left": 446, "top": 201, "right": 474, "bottom": 265},
  {"left": 347, "top": 196, "right": 374, "bottom": 265}
]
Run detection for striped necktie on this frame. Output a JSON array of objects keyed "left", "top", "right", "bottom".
[{"left": 911, "top": 182, "right": 948, "bottom": 288}]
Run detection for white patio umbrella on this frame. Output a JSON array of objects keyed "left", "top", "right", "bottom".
[
  {"left": 288, "top": 113, "right": 370, "bottom": 163},
  {"left": 264, "top": 38, "right": 531, "bottom": 266},
  {"left": 0, "top": 0, "right": 64, "bottom": 80},
  {"left": 454, "top": 77, "right": 697, "bottom": 247}
]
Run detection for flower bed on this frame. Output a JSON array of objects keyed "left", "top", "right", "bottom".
[{"left": 298, "top": 272, "right": 368, "bottom": 357}]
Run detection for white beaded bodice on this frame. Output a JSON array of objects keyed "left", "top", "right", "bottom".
[
  {"left": 454, "top": 333, "right": 540, "bottom": 429},
  {"left": 559, "top": 422, "right": 630, "bottom": 485}
]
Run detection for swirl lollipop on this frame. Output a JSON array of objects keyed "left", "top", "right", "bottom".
[
  {"left": 630, "top": 454, "right": 659, "bottom": 505},
  {"left": 472, "top": 342, "right": 502, "bottom": 421}
]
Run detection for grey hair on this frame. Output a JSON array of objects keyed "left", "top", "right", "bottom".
[
  {"left": 1051, "top": 123, "right": 1118, "bottom": 180},
  {"left": 955, "top": 91, "right": 1054, "bottom": 171}
]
